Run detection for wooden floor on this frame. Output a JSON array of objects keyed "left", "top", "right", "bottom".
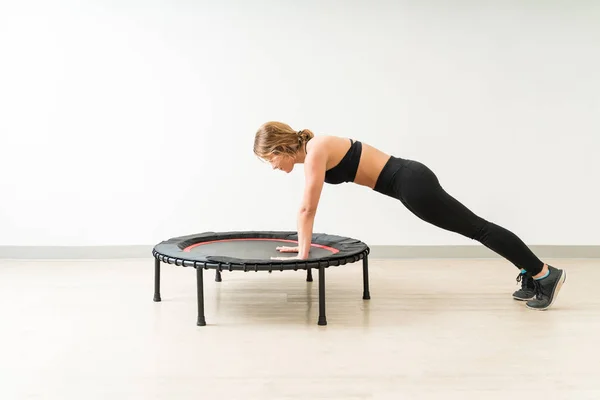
[{"left": 1, "top": 257, "right": 598, "bottom": 399}]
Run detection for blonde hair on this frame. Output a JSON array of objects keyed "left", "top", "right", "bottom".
[{"left": 253, "top": 121, "right": 314, "bottom": 159}]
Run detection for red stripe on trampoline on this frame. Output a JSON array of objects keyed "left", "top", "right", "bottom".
[{"left": 183, "top": 238, "right": 340, "bottom": 254}]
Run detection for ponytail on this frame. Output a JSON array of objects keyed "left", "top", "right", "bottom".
[{"left": 297, "top": 129, "right": 314, "bottom": 144}]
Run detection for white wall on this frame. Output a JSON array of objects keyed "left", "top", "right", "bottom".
[{"left": 1, "top": 0, "right": 598, "bottom": 247}]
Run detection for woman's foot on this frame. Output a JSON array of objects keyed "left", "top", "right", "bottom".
[
  {"left": 513, "top": 270, "right": 536, "bottom": 301},
  {"left": 525, "top": 265, "right": 567, "bottom": 310}
]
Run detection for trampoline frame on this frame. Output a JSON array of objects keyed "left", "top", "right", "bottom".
[{"left": 151, "top": 231, "right": 371, "bottom": 326}]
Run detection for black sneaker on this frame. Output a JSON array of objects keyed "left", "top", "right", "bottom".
[
  {"left": 513, "top": 270, "right": 536, "bottom": 301},
  {"left": 526, "top": 265, "right": 566, "bottom": 311}
]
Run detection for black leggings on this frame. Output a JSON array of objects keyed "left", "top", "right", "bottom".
[{"left": 373, "top": 156, "right": 544, "bottom": 275}]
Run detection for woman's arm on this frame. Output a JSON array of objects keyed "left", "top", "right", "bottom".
[{"left": 296, "top": 143, "right": 327, "bottom": 259}]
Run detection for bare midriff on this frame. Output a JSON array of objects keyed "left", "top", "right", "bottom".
[{"left": 320, "top": 136, "right": 392, "bottom": 189}]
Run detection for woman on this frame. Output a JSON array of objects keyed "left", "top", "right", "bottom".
[{"left": 252, "top": 121, "right": 566, "bottom": 311}]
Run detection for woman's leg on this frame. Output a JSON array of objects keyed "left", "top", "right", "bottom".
[
  {"left": 378, "top": 157, "right": 566, "bottom": 310},
  {"left": 394, "top": 159, "right": 544, "bottom": 275}
]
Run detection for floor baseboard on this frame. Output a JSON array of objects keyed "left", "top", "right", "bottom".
[{"left": 368, "top": 245, "right": 600, "bottom": 259}]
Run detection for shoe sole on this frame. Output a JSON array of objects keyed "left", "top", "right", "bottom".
[
  {"left": 513, "top": 295, "right": 535, "bottom": 301},
  {"left": 525, "top": 269, "right": 567, "bottom": 311}
]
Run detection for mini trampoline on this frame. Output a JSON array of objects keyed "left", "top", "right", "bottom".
[{"left": 152, "top": 231, "right": 371, "bottom": 326}]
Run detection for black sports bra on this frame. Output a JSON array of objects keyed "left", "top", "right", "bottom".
[{"left": 324, "top": 139, "right": 362, "bottom": 185}]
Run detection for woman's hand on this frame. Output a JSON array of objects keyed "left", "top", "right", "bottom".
[
  {"left": 271, "top": 254, "right": 307, "bottom": 261},
  {"left": 276, "top": 246, "right": 299, "bottom": 253},
  {"left": 272, "top": 246, "right": 308, "bottom": 260}
]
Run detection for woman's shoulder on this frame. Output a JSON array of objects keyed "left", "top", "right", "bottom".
[
  {"left": 309, "top": 134, "right": 355, "bottom": 147},
  {"left": 306, "top": 135, "right": 356, "bottom": 166},
  {"left": 307, "top": 135, "right": 348, "bottom": 152}
]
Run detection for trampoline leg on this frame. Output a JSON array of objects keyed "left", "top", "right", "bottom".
[
  {"left": 197, "top": 267, "right": 207, "bottom": 326},
  {"left": 306, "top": 268, "right": 313, "bottom": 282},
  {"left": 153, "top": 258, "right": 161, "bottom": 302},
  {"left": 362, "top": 255, "right": 371, "bottom": 300},
  {"left": 215, "top": 270, "right": 222, "bottom": 282},
  {"left": 317, "top": 265, "right": 327, "bottom": 326}
]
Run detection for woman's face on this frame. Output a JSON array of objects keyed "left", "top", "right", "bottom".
[{"left": 267, "top": 153, "right": 295, "bottom": 173}]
